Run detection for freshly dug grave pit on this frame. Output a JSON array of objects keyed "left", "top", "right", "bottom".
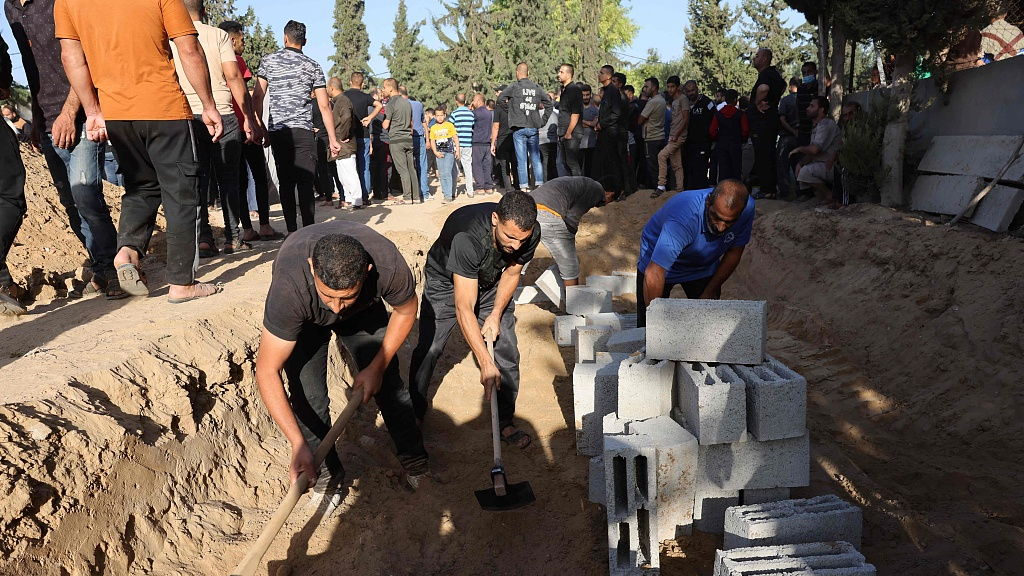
[{"left": 1, "top": 179, "right": 1022, "bottom": 576}]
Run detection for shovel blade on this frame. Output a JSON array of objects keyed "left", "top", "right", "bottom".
[{"left": 474, "top": 481, "right": 536, "bottom": 511}]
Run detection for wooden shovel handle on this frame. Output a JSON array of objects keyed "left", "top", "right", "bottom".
[{"left": 230, "top": 388, "right": 361, "bottom": 576}]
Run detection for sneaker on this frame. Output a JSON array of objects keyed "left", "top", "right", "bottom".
[
  {"left": 402, "top": 469, "right": 436, "bottom": 492},
  {"left": 423, "top": 194, "right": 435, "bottom": 201}
]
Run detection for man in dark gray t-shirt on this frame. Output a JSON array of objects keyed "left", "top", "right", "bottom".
[
  {"left": 382, "top": 77, "right": 418, "bottom": 203},
  {"left": 531, "top": 175, "right": 621, "bottom": 285},
  {"left": 256, "top": 221, "right": 429, "bottom": 491}
]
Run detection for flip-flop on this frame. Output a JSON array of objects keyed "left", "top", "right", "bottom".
[
  {"left": 258, "top": 231, "right": 286, "bottom": 241},
  {"left": 168, "top": 282, "right": 223, "bottom": 304},
  {"left": 116, "top": 263, "right": 149, "bottom": 297},
  {"left": 500, "top": 428, "right": 532, "bottom": 450}
]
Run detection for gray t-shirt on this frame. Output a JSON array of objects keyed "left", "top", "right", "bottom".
[
  {"left": 530, "top": 176, "right": 605, "bottom": 234},
  {"left": 263, "top": 222, "right": 416, "bottom": 341},
  {"left": 256, "top": 47, "right": 326, "bottom": 132},
  {"left": 385, "top": 96, "right": 413, "bottom": 144},
  {"left": 640, "top": 94, "right": 667, "bottom": 142},
  {"left": 809, "top": 117, "right": 841, "bottom": 163},
  {"left": 581, "top": 104, "right": 599, "bottom": 148}
]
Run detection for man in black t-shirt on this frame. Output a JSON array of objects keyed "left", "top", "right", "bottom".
[
  {"left": 683, "top": 80, "right": 715, "bottom": 189},
  {"left": 557, "top": 63, "right": 584, "bottom": 177},
  {"left": 490, "top": 84, "right": 518, "bottom": 192},
  {"left": 410, "top": 191, "right": 540, "bottom": 450},
  {"left": 747, "top": 48, "right": 787, "bottom": 197},
  {"left": 256, "top": 221, "right": 429, "bottom": 491},
  {"left": 344, "top": 72, "right": 383, "bottom": 204},
  {"left": 532, "top": 175, "right": 621, "bottom": 286}
]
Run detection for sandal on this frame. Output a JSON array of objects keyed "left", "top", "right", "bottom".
[
  {"left": 198, "top": 241, "right": 219, "bottom": 258},
  {"left": 500, "top": 427, "right": 532, "bottom": 450},
  {"left": 224, "top": 241, "right": 253, "bottom": 255},
  {"left": 168, "top": 282, "right": 223, "bottom": 304},
  {"left": 71, "top": 276, "right": 106, "bottom": 299},
  {"left": 116, "top": 263, "right": 149, "bottom": 297},
  {"left": 650, "top": 189, "right": 665, "bottom": 199},
  {"left": 105, "top": 277, "right": 130, "bottom": 301}
]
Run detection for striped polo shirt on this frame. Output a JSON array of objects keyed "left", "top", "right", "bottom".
[{"left": 450, "top": 105, "right": 475, "bottom": 146}]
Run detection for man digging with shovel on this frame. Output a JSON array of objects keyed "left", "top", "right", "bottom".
[
  {"left": 255, "top": 222, "right": 431, "bottom": 501},
  {"left": 410, "top": 190, "right": 540, "bottom": 451}
]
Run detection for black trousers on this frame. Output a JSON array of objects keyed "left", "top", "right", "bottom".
[
  {"left": 540, "top": 142, "right": 558, "bottom": 182},
  {"left": 313, "top": 135, "right": 335, "bottom": 201},
  {"left": 750, "top": 117, "right": 779, "bottom": 194},
  {"left": 195, "top": 114, "right": 243, "bottom": 244},
  {"left": 622, "top": 137, "right": 638, "bottom": 195},
  {"left": 716, "top": 143, "right": 743, "bottom": 182},
  {"left": 593, "top": 131, "right": 621, "bottom": 182},
  {"left": 495, "top": 137, "right": 517, "bottom": 192},
  {"left": 239, "top": 141, "right": 271, "bottom": 227},
  {"left": 285, "top": 302, "right": 429, "bottom": 477},
  {"left": 0, "top": 122, "right": 26, "bottom": 287},
  {"left": 582, "top": 147, "right": 595, "bottom": 178},
  {"left": 635, "top": 268, "right": 717, "bottom": 328},
  {"left": 409, "top": 280, "right": 521, "bottom": 429},
  {"left": 106, "top": 119, "right": 200, "bottom": 286},
  {"left": 559, "top": 132, "right": 582, "bottom": 176},
  {"left": 684, "top": 140, "right": 712, "bottom": 190},
  {"left": 644, "top": 140, "right": 665, "bottom": 189},
  {"left": 269, "top": 127, "right": 317, "bottom": 232},
  {"left": 370, "top": 141, "right": 389, "bottom": 200}
]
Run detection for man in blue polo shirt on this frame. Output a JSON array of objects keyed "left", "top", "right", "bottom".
[{"left": 636, "top": 179, "right": 754, "bottom": 327}]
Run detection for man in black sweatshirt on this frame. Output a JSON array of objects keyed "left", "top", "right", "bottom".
[
  {"left": 593, "top": 64, "right": 622, "bottom": 185},
  {"left": 683, "top": 80, "right": 715, "bottom": 189},
  {"left": 497, "top": 63, "right": 552, "bottom": 190}
]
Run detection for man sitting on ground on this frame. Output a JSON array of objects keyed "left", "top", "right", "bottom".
[
  {"left": 531, "top": 175, "right": 622, "bottom": 287},
  {"left": 790, "top": 95, "right": 841, "bottom": 203},
  {"left": 635, "top": 179, "right": 754, "bottom": 327},
  {"left": 255, "top": 222, "right": 430, "bottom": 492}
]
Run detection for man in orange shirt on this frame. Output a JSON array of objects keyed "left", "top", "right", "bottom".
[{"left": 55, "top": 0, "right": 224, "bottom": 304}]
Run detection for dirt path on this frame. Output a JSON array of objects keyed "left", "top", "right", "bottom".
[{"left": 2, "top": 159, "right": 1024, "bottom": 576}]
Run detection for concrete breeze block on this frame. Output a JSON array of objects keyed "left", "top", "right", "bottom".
[
  {"left": 565, "top": 285, "right": 613, "bottom": 316},
  {"left": 732, "top": 355, "right": 807, "bottom": 441},
  {"left": 714, "top": 541, "right": 872, "bottom": 576},
  {"left": 698, "top": 432, "right": 810, "bottom": 492},
  {"left": 596, "top": 352, "right": 634, "bottom": 365},
  {"left": 607, "top": 327, "right": 647, "bottom": 353},
  {"left": 646, "top": 299, "right": 767, "bottom": 365},
  {"left": 535, "top": 265, "right": 565, "bottom": 309},
  {"left": 694, "top": 488, "right": 740, "bottom": 534},
  {"left": 618, "top": 355, "right": 674, "bottom": 420},
  {"left": 590, "top": 455, "right": 606, "bottom": 504},
  {"left": 574, "top": 324, "right": 613, "bottom": 363},
  {"left": 742, "top": 488, "right": 792, "bottom": 505},
  {"left": 554, "top": 314, "right": 587, "bottom": 346},
  {"left": 612, "top": 270, "right": 638, "bottom": 294},
  {"left": 723, "top": 495, "right": 864, "bottom": 551},
  {"left": 586, "top": 274, "right": 635, "bottom": 296},
  {"left": 675, "top": 362, "right": 748, "bottom": 445},
  {"left": 513, "top": 285, "right": 547, "bottom": 305},
  {"left": 605, "top": 416, "right": 699, "bottom": 573},
  {"left": 586, "top": 312, "right": 638, "bottom": 332},
  {"left": 573, "top": 360, "right": 621, "bottom": 456}
]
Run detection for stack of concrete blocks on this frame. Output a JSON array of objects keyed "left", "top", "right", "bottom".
[
  {"left": 714, "top": 541, "right": 876, "bottom": 575},
  {"left": 586, "top": 271, "right": 638, "bottom": 296},
  {"left": 601, "top": 415, "right": 699, "bottom": 575},
  {"left": 539, "top": 269, "right": 636, "bottom": 347},
  {"left": 535, "top": 265, "right": 566, "bottom": 310},
  {"left": 644, "top": 299, "right": 810, "bottom": 535},
  {"left": 723, "top": 495, "right": 863, "bottom": 550}
]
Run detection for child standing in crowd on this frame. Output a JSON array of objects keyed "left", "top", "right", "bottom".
[{"left": 429, "top": 105, "right": 461, "bottom": 203}]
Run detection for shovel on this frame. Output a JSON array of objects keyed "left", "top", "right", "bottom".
[
  {"left": 230, "top": 387, "right": 361, "bottom": 576},
  {"left": 474, "top": 337, "right": 536, "bottom": 511}
]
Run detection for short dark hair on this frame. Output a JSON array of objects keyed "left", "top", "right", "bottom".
[
  {"left": 802, "top": 61, "right": 817, "bottom": 72},
  {"left": 684, "top": 80, "right": 698, "bottom": 89},
  {"left": 612, "top": 72, "right": 627, "bottom": 85},
  {"left": 645, "top": 77, "right": 660, "bottom": 90},
  {"left": 219, "top": 20, "right": 243, "bottom": 35},
  {"left": 624, "top": 85, "right": 635, "bottom": 95},
  {"left": 725, "top": 89, "right": 739, "bottom": 104},
  {"left": 486, "top": 99, "right": 495, "bottom": 108},
  {"left": 434, "top": 103, "right": 447, "bottom": 113},
  {"left": 580, "top": 83, "right": 592, "bottom": 93},
  {"left": 496, "top": 190, "right": 537, "bottom": 232},
  {"left": 667, "top": 75, "right": 681, "bottom": 86},
  {"left": 560, "top": 63, "right": 575, "bottom": 75},
  {"left": 598, "top": 174, "right": 623, "bottom": 200},
  {"left": 284, "top": 20, "right": 307, "bottom": 45},
  {"left": 311, "top": 234, "right": 370, "bottom": 290},
  {"left": 601, "top": 64, "right": 615, "bottom": 75},
  {"left": 789, "top": 76, "right": 801, "bottom": 87},
  {"left": 811, "top": 95, "right": 829, "bottom": 110}
]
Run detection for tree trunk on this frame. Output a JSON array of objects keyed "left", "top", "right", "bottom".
[
  {"left": 816, "top": 15, "right": 829, "bottom": 96},
  {"left": 880, "top": 53, "right": 914, "bottom": 207},
  {"left": 828, "top": 24, "right": 847, "bottom": 119}
]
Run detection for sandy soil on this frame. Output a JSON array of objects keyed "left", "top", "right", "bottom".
[{"left": 2, "top": 153, "right": 1023, "bottom": 576}]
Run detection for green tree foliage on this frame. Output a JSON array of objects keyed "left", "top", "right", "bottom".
[
  {"left": 201, "top": 1, "right": 278, "bottom": 77},
  {"left": 1, "top": 81, "right": 31, "bottom": 111},
  {"left": 432, "top": 0, "right": 501, "bottom": 102},
  {"left": 490, "top": 0, "right": 561, "bottom": 90},
  {"left": 381, "top": 0, "right": 443, "bottom": 103},
  {"left": 329, "top": 0, "right": 372, "bottom": 80},
  {"left": 549, "top": 0, "right": 639, "bottom": 85},
  {"left": 742, "top": 0, "right": 800, "bottom": 75},
  {"left": 623, "top": 49, "right": 698, "bottom": 92},
  {"left": 683, "top": 0, "right": 755, "bottom": 94}
]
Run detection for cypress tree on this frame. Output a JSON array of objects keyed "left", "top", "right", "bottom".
[{"left": 329, "top": 0, "right": 372, "bottom": 80}]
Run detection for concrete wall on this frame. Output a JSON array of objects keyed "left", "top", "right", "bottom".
[{"left": 848, "top": 56, "right": 1024, "bottom": 156}]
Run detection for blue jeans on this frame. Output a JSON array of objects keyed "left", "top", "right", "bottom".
[
  {"left": 103, "top": 149, "right": 123, "bottom": 186},
  {"left": 413, "top": 133, "right": 430, "bottom": 196},
  {"left": 436, "top": 151, "right": 456, "bottom": 200},
  {"left": 356, "top": 137, "right": 371, "bottom": 201},
  {"left": 40, "top": 125, "right": 118, "bottom": 280},
  {"left": 512, "top": 127, "right": 543, "bottom": 188}
]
